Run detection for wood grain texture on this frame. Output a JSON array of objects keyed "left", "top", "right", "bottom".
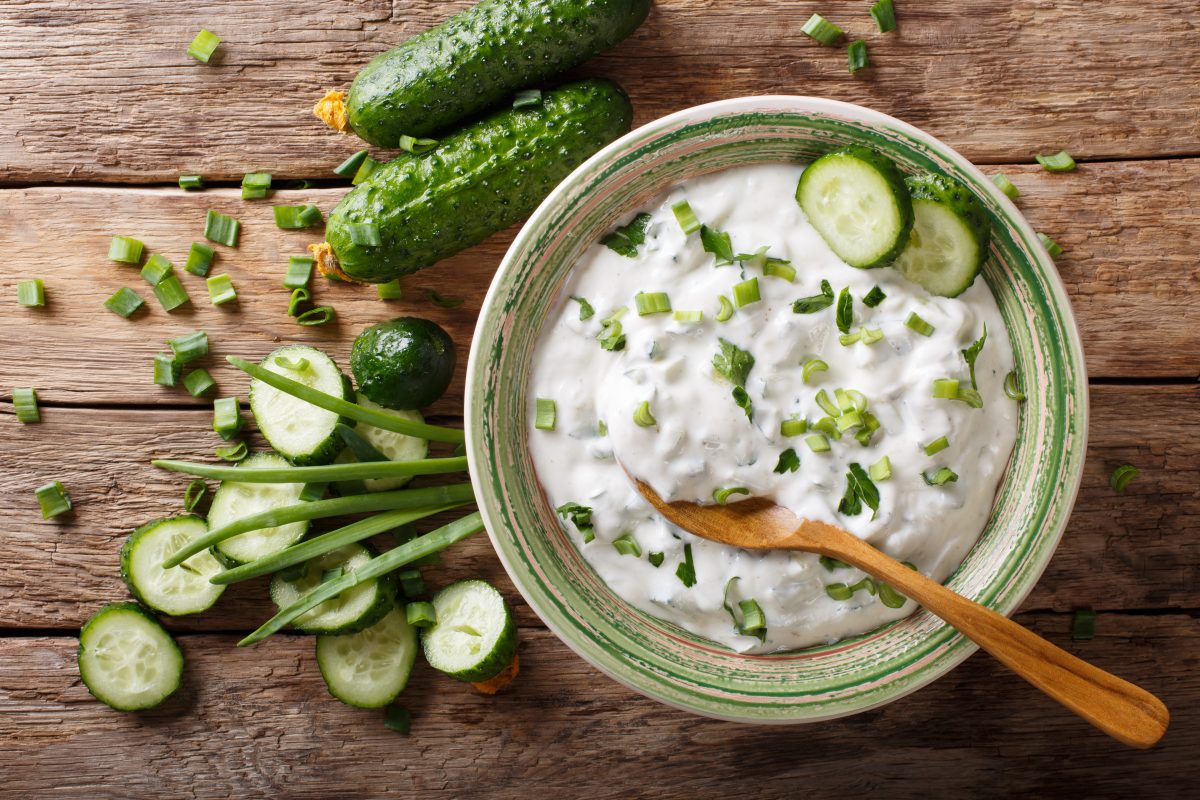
[
  {"left": 1, "top": 385, "right": 1196, "bottom": 631},
  {"left": 2, "top": 1, "right": 1199, "bottom": 184},
  {"left": 2, "top": 617, "right": 1196, "bottom": 798}
]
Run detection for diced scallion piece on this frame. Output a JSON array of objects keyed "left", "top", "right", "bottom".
[
  {"left": 1038, "top": 232, "right": 1063, "bottom": 258},
  {"left": 204, "top": 210, "right": 241, "bottom": 247},
  {"left": 923, "top": 467, "right": 959, "bottom": 486},
  {"left": 104, "top": 287, "right": 144, "bottom": 318},
  {"left": 186, "top": 29, "right": 221, "bottom": 63},
  {"left": 780, "top": 417, "right": 807, "bottom": 437},
  {"left": 932, "top": 378, "right": 960, "bottom": 399},
  {"left": 863, "top": 286, "right": 886, "bottom": 308},
  {"left": 868, "top": 456, "right": 891, "bottom": 481},
  {"left": 733, "top": 277, "right": 760, "bottom": 307},
  {"left": 675, "top": 543, "right": 697, "bottom": 588},
  {"left": 1071, "top": 609, "right": 1097, "bottom": 641},
  {"left": 870, "top": 0, "right": 897, "bottom": 32},
  {"left": 17, "top": 279, "right": 45, "bottom": 307},
  {"left": 384, "top": 705, "right": 412, "bottom": 734},
  {"left": 183, "top": 368, "right": 215, "bottom": 397},
  {"left": 860, "top": 327, "right": 884, "bottom": 345},
  {"left": 763, "top": 259, "right": 796, "bottom": 282},
  {"left": 556, "top": 502, "right": 595, "bottom": 544},
  {"left": 212, "top": 397, "right": 242, "bottom": 440},
  {"left": 512, "top": 88, "right": 543, "bottom": 109},
  {"left": 905, "top": 311, "right": 935, "bottom": 336},
  {"left": 633, "top": 401, "right": 656, "bottom": 428},
  {"left": 1004, "top": 370, "right": 1025, "bottom": 402},
  {"left": 108, "top": 236, "right": 145, "bottom": 265},
  {"left": 802, "top": 13, "right": 843, "bottom": 45},
  {"left": 206, "top": 274, "right": 237, "bottom": 306},
  {"left": 635, "top": 291, "right": 672, "bottom": 316},
  {"left": 240, "top": 172, "right": 272, "bottom": 200},
  {"left": 178, "top": 175, "right": 204, "bottom": 191},
  {"left": 801, "top": 359, "right": 828, "bottom": 385},
  {"left": 672, "top": 309, "right": 702, "bottom": 323},
  {"left": 35, "top": 480, "right": 71, "bottom": 519},
  {"left": 406, "top": 602, "right": 437, "bottom": 628},
  {"left": 715, "top": 295, "right": 734, "bottom": 322},
  {"left": 183, "top": 480, "right": 207, "bottom": 512},
  {"left": 167, "top": 331, "right": 208, "bottom": 365},
  {"left": 824, "top": 582, "right": 853, "bottom": 601},
  {"left": 923, "top": 436, "right": 950, "bottom": 456},
  {"left": 648, "top": 552, "right": 664, "bottom": 568},
  {"left": 397, "top": 569, "right": 425, "bottom": 598},
  {"left": 398, "top": 135, "right": 438, "bottom": 154},
  {"left": 140, "top": 254, "right": 173, "bottom": 286},
  {"left": 534, "top": 398, "right": 556, "bottom": 431},
  {"left": 273, "top": 204, "right": 323, "bottom": 229},
  {"left": 1110, "top": 464, "right": 1139, "bottom": 493},
  {"left": 815, "top": 389, "right": 839, "bottom": 418},
  {"left": 296, "top": 306, "right": 335, "bottom": 327},
  {"left": 1036, "top": 150, "right": 1076, "bottom": 172},
  {"left": 333, "top": 150, "right": 369, "bottom": 178},
  {"left": 672, "top": 200, "right": 701, "bottom": 234},
  {"left": 713, "top": 486, "right": 749, "bottom": 505},
  {"left": 847, "top": 40, "right": 869, "bottom": 73},
  {"left": 352, "top": 156, "right": 381, "bottom": 185},
  {"left": 612, "top": 533, "right": 641, "bottom": 557},
  {"left": 425, "top": 290, "right": 464, "bottom": 308},
  {"left": 154, "top": 275, "right": 190, "bottom": 312},
  {"left": 274, "top": 356, "right": 309, "bottom": 372},
  {"left": 185, "top": 242, "right": 216, "bottom": 276},
  {"left": 347, "top": 223, "right": 382, "bottom": 247},
  {"left": 153, "top": 353, "right": 180, "bottom": 387},
  {"left": 992, "top": 173, "right": 1020, "bottom": 200},
  {"left": 215, "top": 441, "right": 248, "bottom": 462},
  {"left": 284, "top": 256, "right": 314, "bottom": 289},
  {"left": 376, "top": 279, "right": 403, "bottom": 300},
  {"left": 288, "top": 287, "right": 310, "bottom": 317},
  {"left": 806, "top": 434, "right": 830, "bottom": 453},
  {"left": 13, "top": 388, "right": 39, "bottom": 423},
  {"left": 737, "top": 599, "right": 766, "bottom": 637}
]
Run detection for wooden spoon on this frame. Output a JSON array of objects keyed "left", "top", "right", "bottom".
[{"left": 627, "top": 474, "right": 1169, "bottom": 748}]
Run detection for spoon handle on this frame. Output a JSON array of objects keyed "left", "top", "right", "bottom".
[{"left": 818, "top": 526, "right": 1169, "bottom": 749}]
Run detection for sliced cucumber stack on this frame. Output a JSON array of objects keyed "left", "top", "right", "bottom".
[
  {"left": 249, "top": 346, "right": 354, "bottom": 466},
  {"left": 77, "top": 603, "right": 183, "bottom": 711},
  {"left": 796, "top": 145, "right": 914, "bottom": 268},
  {"left": 208, "top": 452, "right": 309, "bottom": 567},
  {"left": 120, "top": 516, "right": 225, "bottom": 616},
  {"left": 893, "top": 173, "right": 993, "bottom": 297},
  {"left": 421, "top": 580, "right": 517, "bottom": 682},
  {"left": 269, "top": 541, "right": 395, "bottom": 634},
  {"left": 334, "top": 393, "right": 429, "bottom": 492},
  {"left": 316, "top": 606, "right": 417, "bottom": 708}
]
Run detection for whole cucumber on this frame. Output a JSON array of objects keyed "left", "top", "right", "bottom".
[
  {"left": 323, "top": 79, "right": 632, "bottom": 283},
  {"left": 345, "top": 0, "right": 650, "bottom": 146}
]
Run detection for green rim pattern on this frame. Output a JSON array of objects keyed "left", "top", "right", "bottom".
[{"left": 466, "top": 97, "right": 1088, "bottom": 722}]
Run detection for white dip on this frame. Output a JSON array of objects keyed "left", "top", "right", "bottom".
[{"left": 527, "top": 163, "right": 1019, "bottom": 653}]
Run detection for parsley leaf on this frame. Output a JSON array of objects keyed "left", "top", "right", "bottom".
[
  {"left": 837, "top": 462, "right": 880, "bottom": 519},
  {"left": 700, "top": 225, "right": 735, "bottom": 266},
  {"left": 712, "top": 338, "right": 755, "bottom": 387},
  {"left": 675, "top": 543, "right": 697, "bottom": 587},
  {"left": 571, "top": 295, "right": 595, "bottom": 321},
  {"left": 961, "top": 324, "right": 988, "bottom": 390},
  {"left": 863, "top": 285, "right": 887, "bottom": 308},
  {"left": 731, "top": 386, "right": 753, "bottom": 420},
  {"left": 774, "top": 448, "right": 800, "bottom": 474},
  {"left": 601, "top": 213, "right": 653, "bottom": 258},
  {"left": 792, "top": 279, "right": 835, "bottom": 314},
  {"left": 836, "top": 287, "right": 853, "bottom": 334}
]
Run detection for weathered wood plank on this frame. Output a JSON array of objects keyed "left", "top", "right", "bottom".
[
  {"left": 1, "top": 616, "right": 1196, "bottom": 798},
  {"left": 1, "top": 159, "right": 1198, "bottom": 412},
  {"left": 1, "top": 385, "right": 1196, "bottom": 631},
  {"left": 1, "top": 0, "right": 1198, "bottom": 184}
]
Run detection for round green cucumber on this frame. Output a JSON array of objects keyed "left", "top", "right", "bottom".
[
  {"left": 120, "top": 516, "right": 225, "bottom": 616},
  {"left": 345, "top": 0, "right": 650, "bottom": 145},
  {"left": 796, "top": 145, "right": 914, "bottom": 268},
  {"left": 893, "top": 173, "right": 993, "bottom": 297},
  {"left": 208, "top": 453, "right": 309, "bottom": 567},
  {"left": 316, "top": 607, "right": 418, "bottom": 708},
  {"left": 350, "top": 318, "right": 456, "bottom": 410},
  {"left": 77, "top": 602, "right": 183, "bottom": 712},
  {"left": 269, "top": 541, "right": 396, "bottom": 635},
  {"left": 249, "top": 345, "right": 354, "bottom": 466},
  {"left": 420, "top": 580, "right": 517, "bottom": 682}
]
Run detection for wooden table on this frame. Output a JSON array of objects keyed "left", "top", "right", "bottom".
[{"left": 2, "top": 1, "right": 1197, "bottom": 796}]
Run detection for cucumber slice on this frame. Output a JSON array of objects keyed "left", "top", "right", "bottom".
[
  {"left": 269, "top": 541, "right": 395, "bottom": 634},
  {"left": 334, "top": 393, "right": 429, "bottom": 492},
  {"left": 420, "top": 580, "right": 517, "bottom": 682},
  {"left": 893, "top": 173, "right": 992, "bottom": 297},
  {"left": 249, "top": 346, "right": 353, "bottom": 465},
  {"left": 316, "top": 606, "right": 417, "bottom": 708},
  {"left": 120, "top": 516, "right": 225, "bottom": 616},
  {"left": 77, "top": 602, "right": 183, "bottom": 711},
  {"left": 796, "top": 145, "right": 914, "bottom": 268},
  {"left": 209, "top": 452, "right": 309, "bottom": 566}
]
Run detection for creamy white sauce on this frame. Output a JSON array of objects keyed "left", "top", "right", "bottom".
[{"left": 528, "top": 163, "right": 1018, "bottom": 653}]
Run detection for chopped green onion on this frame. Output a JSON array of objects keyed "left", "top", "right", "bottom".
[
  {"left": 932, "top": 378, "right": 960, "bottom": 399},
  {"left": 1110, "top": 464, "right": 1139, "bottom": 492},
  {"left": 352, "top": 156, "right": 381, "bottom": 185},
  {"left": 288, "top": 287, "right": 310, "bottom": 316},
  {"left": 597, "top": 420, "right": 608, "bottom": 437},
  {"left": 824, "top": 582, "right": 853, "bottom": 601},
  {"left": 206, "top": 274, "right": 237, "bottom": 306},
  {"left": 838, "top": 331, "right": 861, "bottom": 346},
  {"left": 836, "top": 411, "right": 863, "bottom": 432},
  {"left": 13, "top": 388, "right": 39, "bottom": 423},
  {"left": 512, "top": 88, "right": 543, "bottom": 109},
  {"left": 283, "top": 255, "right": 314, "bottom": 289},
  {"left": 732, "top": 277, "right": 760, "bottom": 307},
  {"left": 183, "top": 480, "right": 207, "bottom": 512},
  {"left": 376, "top": 279, "right": 403, "bottom": 300},
  {"left": 273, "top": 204, "right": 323, "bottom": 229},
  {"left": 299, "top": 483, "right": 328, "bottom": 503},
  {"left": 820, "top": 556, "right": 850, "bottom": 571},
  {"left": 672, "top": 309, "right": 703, "bottom": 323},
  {"left": 802, "top": 13, "right": 843, "bottom": 45},
  {"left": 736, "top": 247, "right": 769, "bottom": 271},
  {"left": 1036, "top": 150, "right": 1077, "bottom": 172},
  {"left": 923, "top": 436, "right": 950, "bottom": 456},
  {"left": 633, "top": 400, "right": 657, "bottom": 428},
  {"left": 556, "top": 502, "right": 594, "bottom": 543},
  {"left": 713, "top": 486, "right": 750, "bottom": 505},
  {"left": 992, "top": 173, "right": 1020, "bottom": 200},
  {"left": 296, "top": 306, "right": 335, "bottom": 326},
  {"left": 737, "top": 599, "right": 766, "bottom": 636},
  {"left": 140, "top": 254, "right": 174, "bottom": 286},
  {"left": 204, "top": 210, "right": 240, "bottom": 247},
  {"left": 104, "top": 287, "right": 145, "bottom": 318},
  {"left": 35, "top": 480, "right": 71, "bottom": 519},
  {"left": 1038, "top": 232, "right": 1063, "bottom": 258},
  {"left": 602, "top": 213, "right": 652, "bottom": 257},
  {"left": 815, "top": 389, "right": 839, "bottom": 418},
  {"left": 855, "top": 411, "right": 881, "bottom": 446},
  {"left": 956, "top": 388, "right": 984, "bottom": 409},
  {"left": 167, "top": 331, "right": 208, "bottom": 365},
  {"left": 763, "top": 258, "right": 796, "bottom": 282},
  {"left": 274, "top": 356, "right": 309, "bottom": 372},
  {"left": 774, "top": 448, "right": 800, "bottom": 474},
  {"left": 1071, "top": 608, "right": 1097, "bottom": 641},
  {"left": 878, "top": 582, "right": 906, "bottom": 609},
  {"left": 406, "top": 601, "right": 437, "bottom": 628},
  {"left": 836, "top": 287, "right": 853, "bottom": 334},
  {"left": 793, "top": 280, "right": 835, "bottom": 314},
  {"left": 215, "top": 441, "right": 248, "bottom": 462},
  {"left": 107, "top": 236, "right": 144, "bottom": 265},
  {"left": 635, "top": 291, "right": 672, "bottom": 316},
  {"left": 811, "top": 416, "right": 841, "bottom": 439},
  {"left": 425, "top": 289, "right": 464, "bottom": 308},
  {"left": 923, "top": 467, "right": 959, "bottom": 486},
  {"left": 596, "top": 308, "right": 627, "bottom": 351},
  {"left": 715, "top": 295, "right": 734, "bottom": 322},
  {"left": 153, "top": 275, "right": 190, "bottom": 312},
  {"left": 847, "top": 39, "right": 869, "bottom": 73},
  {"left": 700, "top": 225, "right": 735, "bottom": 266},
  {"left": 648, "top": 552, "right": 664, "bottom": 568},
  {"left": 805, "top": 434, "right": 830, "bottom": 453},
  {"left": 185, "top": 242, "right": 216, "bottom": 277},
  {"left": 347, "top": 223, "right": 381, "bottom": 247},
  {"left": 868, "top": 456, "right": 891, "bottom": 482},
  {"left": 240, "top": 172, "right": 272, "bottom": 200},
  {"left": 534, "top": 398, "right": 556, "bottom": 431},
  {"left": 17, "top": 279, "right": 44, "bottom": 307},
  {"left": 870, "top": 0, "right": 897, "bottom": 32},
  {"left": 397, "top": 568, "right": 426, "bottom": 598},
  {"left": 212, "top": 396, "right": 242, "bottom": 441},
  {"left": 863, "top": 286, "right": 886, "bottom": 308},
  {"left": 183, "top": 368, "right": 215, "bottom": 397},
  {"left": 384, "top": 705, "right": 412, "bottom": 734},
  {"left": 333, "top": 149, "right": 369, "bottom": 178},
  {"left": 672, "top": 200, "right": 701, "bottom": 234},
  {"left": 398, "top": 135, "right": 438, "bottom": 154},
  {"left": 1004, "top": 370, "right": 1025, "bottom": 402},
  {"left": 780, "top": 417, "right": 807, "bottom": 437},
  {"left": 905, "top": 312, "right": 935, "bottom": 336},
  {"left": 859, "top": 327, "right": 884, "bottom": 346},
  {"left": 612, "top": 533, "right": 642, "bottom": 557},
  {"left": 844, "top": 389, "right": 869, "bottom": 412},
  {"left": 186, "top": 29, "right": 221, "bottom": 63},
  {"left": 178, "top": 175, "right": 204, "bottom": 191},
  {"left": 675, "top": 543, "right": 697, "bottom": 588}
]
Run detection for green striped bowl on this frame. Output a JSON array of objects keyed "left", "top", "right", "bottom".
[{"left": 466, "top": 97, "right": 1088, "bottom": 722}]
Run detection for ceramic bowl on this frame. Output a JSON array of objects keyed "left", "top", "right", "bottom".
[{"left": 465, "top": 96, "right": 1088, "bottom": 722}]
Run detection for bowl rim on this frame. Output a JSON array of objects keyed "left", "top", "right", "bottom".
[{"left": 466, "top": 94, "right": 1089, "bottom": 723}]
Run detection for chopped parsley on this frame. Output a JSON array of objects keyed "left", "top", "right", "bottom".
[{"left": 601, "top": 213, "right": 653, "bottom": 258}]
